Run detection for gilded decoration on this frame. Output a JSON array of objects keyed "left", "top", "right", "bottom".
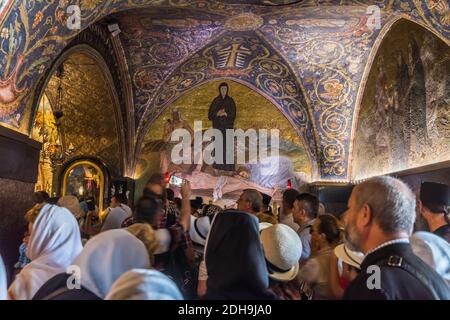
[
  {"left": 31, "top": 93, "right": 59, "bottom": 195},
  {"left": 224, "top": 13, "right": 264, "bottom": 31},
  {"left": 43, "top": 53, "right": 122, "bottom": 176},
  {"left": 140, "top": 79, "right": 312, "bottom": 175},
  {"left": 260, "top": 5, "right": 389, "bottom": 179}
]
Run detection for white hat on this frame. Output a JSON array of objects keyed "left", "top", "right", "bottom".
[
  {"left": 334, "top": 244, "right": 364, "bottom": 269},
  {"left": 154, "top": 228, "right": 171, "bottom": 255},
  {"left": 260, "top": 224, "right": 302, "bottom": 282},
  {"left": 189, "top": 215, "right": 212, "bottom": 246}
]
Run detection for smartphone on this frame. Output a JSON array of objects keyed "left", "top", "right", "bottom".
[{"left": 169, "top": 175, "right": 184, "bottom": 187}]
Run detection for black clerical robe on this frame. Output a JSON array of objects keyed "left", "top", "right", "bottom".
[
  {"left": 208, "top": 95, "right": 237, "bottom": 171},
  {"left": 208, "top": 95, "right": 236, "bottom": 130}
]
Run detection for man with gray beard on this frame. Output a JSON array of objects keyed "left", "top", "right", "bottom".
[{"left": 343, "top": 176, "right": 450, "bottom": 300}]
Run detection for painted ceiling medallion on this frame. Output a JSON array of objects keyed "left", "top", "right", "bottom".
[{"left": 225, "top": 13, "right": 264, "bottom": 31}]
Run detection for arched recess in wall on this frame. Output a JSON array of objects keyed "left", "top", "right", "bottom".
[
  {"left": 350, "top": 18, "right": 450, "bottom": 181},
  {"left": 30, "top": 45, "right": 125, "bottom": 196},
  {"left": 133, "top": 32, "right": 318, "bottom": 180},
  {"left": 135, "top": 79, "right": 313, "bottom": 199},
  {"left": 60, "top": 157, "right": 110, "bottom": 214}
]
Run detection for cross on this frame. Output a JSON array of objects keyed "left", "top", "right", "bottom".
[{"left": 216, "top": 43, "right": 252, "bottom": 68}]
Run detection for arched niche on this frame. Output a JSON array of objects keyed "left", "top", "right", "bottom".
[
  {"left": 60, "top": 159, "right": 107, "bottom": 213},
  {"left": 350, "top": 19, "right": 450, "bottom": 181},
  {"left": 30, "top": 46, "right": 125, "bottom": 195}
]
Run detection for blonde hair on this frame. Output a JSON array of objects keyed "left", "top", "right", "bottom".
[
  {"left": 24, "top": 203, "right": 45, "bottom": 224},
  {"left": 126, "top": 223, "right": 159, "bottom": 266}
]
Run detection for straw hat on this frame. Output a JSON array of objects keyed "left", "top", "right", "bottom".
[
  {"left": 260, "top": 224, "right": 302, "bottom": 282},
  {"left": 334, "top": 244, "right": 364, "bottom": 269}
]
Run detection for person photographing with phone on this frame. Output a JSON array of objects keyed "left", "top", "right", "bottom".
[{"left": 123, "top": 173, "right": 197, "bottom": 298}]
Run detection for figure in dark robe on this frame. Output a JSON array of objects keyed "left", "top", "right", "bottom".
[
  {"left": 389, "top": 51, "right": 409, "bottom": 170},
  {"left": 405, "top": 39, "right": 428, "bottom": 156},
  {"left": 208, "top": 82, "right": 237, "bottom": 172},
  {"left": 374, "top": 58, "right": 390, "bottom": 155}
]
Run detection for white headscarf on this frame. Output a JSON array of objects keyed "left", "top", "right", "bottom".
[
  {"left": 8, "top": 204, "right": 83, "bottom": 300},
  {"left": 106, "top": 269, "right": 183, "bottom": 300},
  {"left": 74, "top": 229, "right": 150, "bottom": 299},
  {"left": 0, "top": 255, "right": 7, "bottom": 300}
]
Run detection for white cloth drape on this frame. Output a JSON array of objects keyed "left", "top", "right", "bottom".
[{"left": 8, "top": 204, "right": 83, "bottom": 300}]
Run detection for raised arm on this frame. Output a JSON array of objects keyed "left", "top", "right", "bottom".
[{"left": 179, "top": 179, "right": 192, "bottom": 232}]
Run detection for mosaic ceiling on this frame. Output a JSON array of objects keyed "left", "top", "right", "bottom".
[{"left": 1, "top": 0, "right": 450, "bottom": 181}]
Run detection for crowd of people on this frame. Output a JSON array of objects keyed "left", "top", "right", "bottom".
[{"left": 1, "top": 174, "right": 450, "bottom": 300}]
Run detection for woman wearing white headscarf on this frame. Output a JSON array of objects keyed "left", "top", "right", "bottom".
[
  {"left": 32, "top": 229, "right": 150, "bottom": 300},
  {"left": 8, "top": 204, "right": 83, "bottom": 300},
  {"left": 106, "top": 269, "right": 183, "bottom": 300},
  {"left": 0, "top": 255, "right": 7, "bottom": 300}
]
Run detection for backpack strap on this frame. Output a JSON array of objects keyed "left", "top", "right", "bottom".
[{"left": 378, "top": 255, "right": 442, "bottom": 300}]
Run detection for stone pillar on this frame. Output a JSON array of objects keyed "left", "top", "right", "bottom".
[{"left": 0, "top": 126, "right": 41, "bottom": 285}]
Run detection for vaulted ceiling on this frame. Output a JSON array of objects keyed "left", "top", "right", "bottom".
[{"left": 1, "top": 0, "right": 449, "bottom": 181}]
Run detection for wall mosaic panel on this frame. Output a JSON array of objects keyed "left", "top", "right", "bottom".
[
  {"left": 139, "top": 79, "right": 313, "bottom": 178},
  {"left": 352, "top": 20, "right": 450, "bottom": 180},
  {"left": 136, "top": 31, "right": 318, "bottom": 176}
]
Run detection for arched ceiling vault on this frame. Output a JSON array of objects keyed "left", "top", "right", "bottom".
[
  {"left": 1, "top": 0, "right": 450, "bottom": 181},
  {"left": 40, "top": 50, "right": 124, "bottom": 177},
  {"left": 29, "top": 25, "right": 133, "bottom": 176}
]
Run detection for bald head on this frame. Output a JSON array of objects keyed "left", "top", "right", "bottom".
[{"left": 351, "top": 176, "right": 416, "bottom": 234}]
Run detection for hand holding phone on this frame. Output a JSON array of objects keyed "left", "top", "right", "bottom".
[{"left": 169, "top": 175, "right": 184, "bottom": 188}]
